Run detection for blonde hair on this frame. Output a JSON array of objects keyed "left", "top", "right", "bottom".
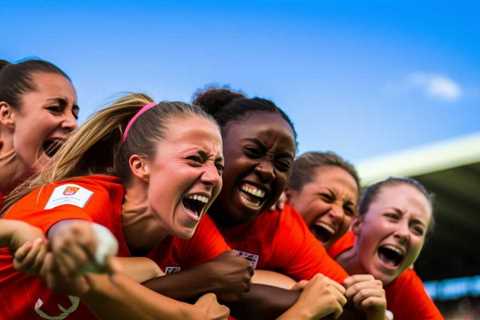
[{"left": 2, "top": 93, "right": 215, "bottom": 213}]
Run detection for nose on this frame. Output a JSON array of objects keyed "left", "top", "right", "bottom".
[
  {"left": 255, "top": 160, "right": 275, "bottom": 183},
  {"left": 61, "top": 112, "right": 77, "bottom": 133},
  {"left": 327, "top": 204, "right": 345, "bottom": 224},
  {"left": 394, "top": 220, "right": 411, "bottom": 244},
  {"left": 201, "top": 163, "right": 222, "bottom": 187}
]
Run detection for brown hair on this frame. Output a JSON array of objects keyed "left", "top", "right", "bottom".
[
  {"left": 2, "top": 93, "right": 216, "bottom": 213},
  {"left": 358, "top": 177, "right": 435, "bottom": 234},
  {"left": 288, "top": 151, "right": 360, "bottom": 194},
  {"left": 0, "top": 59, "right": 71, "bottom": 111}
]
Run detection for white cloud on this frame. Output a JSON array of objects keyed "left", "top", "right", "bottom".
[{"left": 407, "top": 72, "right": 462, "bottom": 102}]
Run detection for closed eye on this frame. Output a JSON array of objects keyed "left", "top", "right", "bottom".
[
  {"left": 319, "top": 192, "right": 334, "bottom": 203},
  {"left": 186, "top": 154, "right": 204, "bottom": 166},
  {"left": 384, "top": 212, "right": 400, "bottom": 221},
  {"left": 244, "top": 146, "right": 263, "bottom": 159}
]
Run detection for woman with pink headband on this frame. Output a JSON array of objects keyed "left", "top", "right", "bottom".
[{"left": 0, "top": 93, "right": 233, "bottom": 319}]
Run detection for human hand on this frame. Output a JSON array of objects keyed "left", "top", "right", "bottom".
[
  {"left": 202, "top": 251, "right": 253, "bottom": 301},
  {"left": 13, "top": 237, "right": 48, "bottom": 275},
  {"left": 279, "top": 274, "right": 347, "bottom": 320},
  {"left": 192, "top": 293, "right": 230, "bottom": 320},
  {"left": 344, "top": 274, "right": 386, "bottom": 320},
  {"left": 42, "top": 221, "right": 118, "bottom": 295}
]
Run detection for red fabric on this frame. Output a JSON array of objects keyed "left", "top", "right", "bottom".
[
  {"left": 328, "top": 231, "right": 443, "bottom": 320},
  {"left": 221, "top": 204, "right": 348, "bottom": 283},
  {"left": 0, "top": 174, "right": 230, "bottom": 319},
  {"left": 148, "top": 214, "right": 230, "bottom": 272},
  {"left": 0, "top": 174, "right": 128, "bottom": 320}
]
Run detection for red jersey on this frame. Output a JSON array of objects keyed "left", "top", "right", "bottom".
[
  {"left": 329, "top": 231, "right": 443, "bottom": 320},
  {"left": 0, "top": 175, "right": 128, "bottom": 320},
  {"left": 0, "top": 175, "right": 229, "bottom": 319},
  {"left": 220, "top": 204, "right": 348, "bottom": 283},
  {"left": 148, "top": 214, "right": 230, "bottom": 273}
]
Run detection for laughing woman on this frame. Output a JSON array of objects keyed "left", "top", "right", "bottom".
[
  {"left": 0, "top": 94, "right": 231, "bottom": 319},
  {"left": 329, "top": 177, "right": 444, "bottom": 320},
  {"left": 0, "top": 59, "right": 78, "bottom": 205},
  {"left": 190, "top": 88, "right": 374, "bottom": 319}
]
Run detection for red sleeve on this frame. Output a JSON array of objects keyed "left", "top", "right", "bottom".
[
  {"left": 270, "top": 205, "right": 348, "bottom": 283},
  {"left": 178, "top": 214, "right": 231, "bottom": 268},
  {"left": 386, "top": 269, "right": 443, "bottom": 320},
  {"left": 3, "top": 178, "right": 119, "bottom": 235}
]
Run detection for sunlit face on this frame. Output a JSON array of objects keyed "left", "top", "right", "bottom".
[
  {"left": 288, "top": 166, "right": 359, "bottom": 249},
  {"left": 146, "top": 115, "right": 224, "bottom": 239},
  {"left": 212, "top": 111, "right": 296, "bottom": 226},
  {"left": 353, "top": 183, "right": 432, "bottom": 285},
  {"left": 11, "top": 72, "right": 78, "bottom": 173}
]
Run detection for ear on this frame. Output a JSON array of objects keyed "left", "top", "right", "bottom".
[
  {"left": 351, "top": 216, "right": 363, "bottom": 236},
  {"left": 0, "top": 101, "right": 15, "bottom": 129},
  {"left": 129, "top": 154, "right": 150, "bottom": 183}
]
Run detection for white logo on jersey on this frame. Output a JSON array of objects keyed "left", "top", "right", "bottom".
[
  {"left": 34, "top": 295, "right": 80, "bottom": 320},
  {"left": 233, "top": 250, "right": 259, "bottom": 269},
  {"left": 165, "top": 266, "right": 182, "bottom": 274},
  {"left": 44, "top": 184, "right": 93, "bottom": 209}
]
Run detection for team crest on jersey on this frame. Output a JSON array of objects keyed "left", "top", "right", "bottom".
[
  {"left": 63, "top": 186, "right": 80, "bottom": 196},
  {"left": 165, "top": 266, "right": 182, "bottom": 274},
  {"left": 233, "top": 250, "right": 259, "bottom": 269},
  {"left": 45, "top": 184, "right": 93, "bottom": 209}
]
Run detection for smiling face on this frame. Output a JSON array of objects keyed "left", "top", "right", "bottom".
[
  {"left": 11, "top": 72, "right": 78, "bottom": 173},
  {"left": 288, "top": 165, "right": 359, "bottom": 249},
  {"left": 145, "top": 115, "right": 224, "bottom": 239},
  {"left": 211, "top": 111, "right": 296, "bottom": 226},
  {"left": 353, "top": 183, "right": 432, "bottom": 285}
]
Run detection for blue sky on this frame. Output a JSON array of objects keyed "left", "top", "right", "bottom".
[{"left": 2, "top": 0, "right": 479, "bottom": 162}]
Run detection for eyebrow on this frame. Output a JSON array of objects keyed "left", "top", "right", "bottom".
[
  {"left": 388, "top": 207, "right": 427, "bottom": 227},
  {"left": 244, "top": 138, "right": 295, "bottom": 158}
]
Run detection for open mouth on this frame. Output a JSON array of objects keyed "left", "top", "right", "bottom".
[
  {"left": 42, "top": 138, "right": 64, "bottom": 157},
  {"left": 377, "top": 244, "right": 405, "bottom": 268},
  {"left": 182, "top": 194, "right": 209, "bottom": 218},
  {"left": 311, "top": 223, "right": 335, "bottom": 244},
  {"left": 239, "top": 182, "right": 267, "bottom": 209}
]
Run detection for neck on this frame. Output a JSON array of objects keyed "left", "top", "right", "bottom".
[
  {"left": 0, "top": 138, "right": 29, "bottom": 194},
  {"left": 336, "top": 245, "right": 366, "bottom": 275},
  {"left": 122, "top": 181, "right": 168, "bottom": 255}
]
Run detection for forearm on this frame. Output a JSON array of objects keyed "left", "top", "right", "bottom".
[
  {"left": 0, "top": 220, "right": 21, "bottom": 247},
  {"left": 143, "top": 268, "right": 219, "bottom": 300},
  {"left": 252, "top": 270, "right": 297, "bottom": 290},
  {"left": 115, "top": 257, "right": 164, "bottom": 283},
  {"left": 83, "top": 273, "right": 196, "bottom": 320},
  {"left": 228, "top": 284, "right": 299, "bottom": 320}
]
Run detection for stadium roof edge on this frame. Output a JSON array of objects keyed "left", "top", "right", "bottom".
[{"left": 355, "top": 131, "right": 480, "bottom": 185}]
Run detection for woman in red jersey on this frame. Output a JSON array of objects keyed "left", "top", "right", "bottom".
[
  {"left": 186, "top": 88, "right": 388, "bottom": 319},
  {"left": 269, "top": 153, "right": 442, "bottom": 319},
  {"left": 0, "top": 59, "right": 78, "bottom": 205},
  {"left": 0, "top": 93, "right": 233, "bottom": 320},
  {"left": 328, "top": 177, "right": 443, "bottom": 320}
]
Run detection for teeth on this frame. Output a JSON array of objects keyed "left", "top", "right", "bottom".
[
  {"left": 382, "top": 244, "right": 404, "bottom": 255},
  {"left": 241, "top": 184, "right": 266, "bottom": 198},
  {"left": 187, "top": 194, "right": 209, "bottom": 204},
  {"left": 315, "top": 222, "right": 336, "bottom": 234}
]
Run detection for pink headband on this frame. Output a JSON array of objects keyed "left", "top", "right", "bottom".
[{"left": 122, "top": 102, "right": 156, "bottom": 142}]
